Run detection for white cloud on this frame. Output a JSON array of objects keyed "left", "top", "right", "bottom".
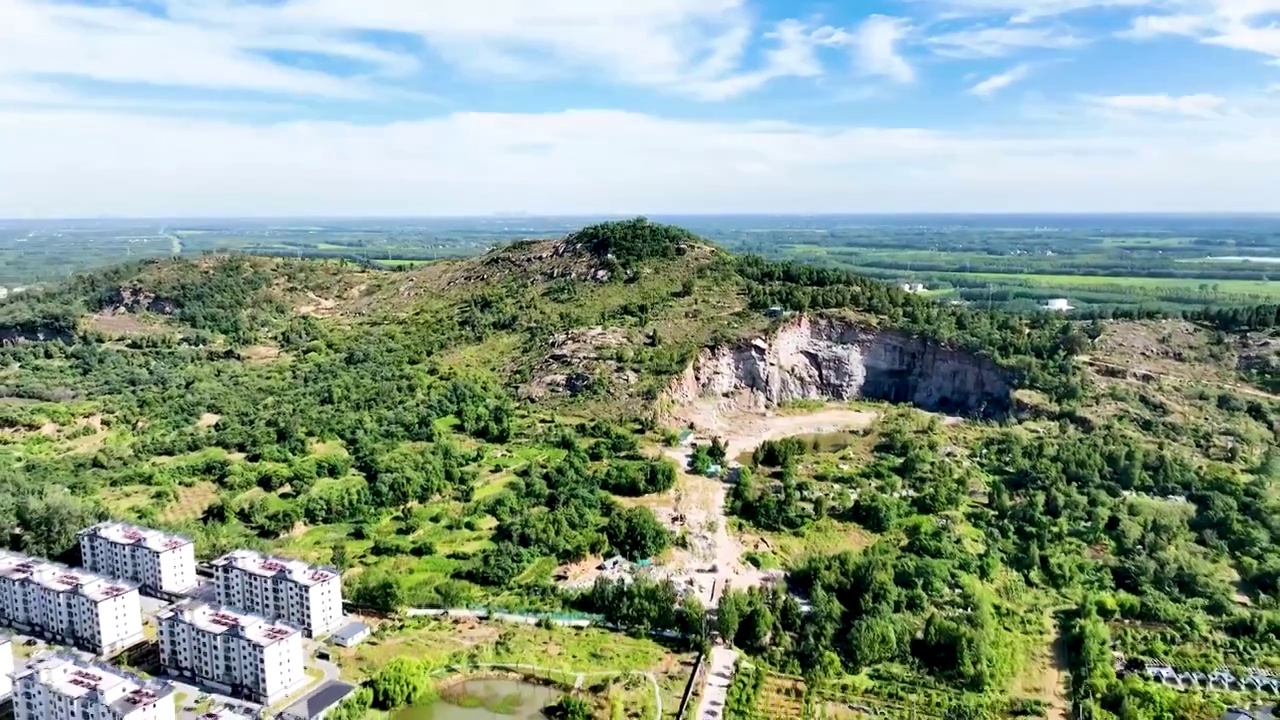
[
  {"left": 836, "top": 15, "right": 915, "bottom": 83},
  {"left": 1093, "top": 93, "right": 1229, "bottom": 117},
  {"left": 1205, "top": 22, "right": 1280, "bottom": 58},
  {"left": 914, "top": 0, "right": 1155, "bottom": 22},
  {"left": 2, "top": 105, "right": 1279, "bottom": 216},
  {"left": 928, "top": 26, "right": 1087, "bottom": 58},
  {"left": 969, "top": 64, "right": 1035, "bottom": 96},
  {"left": 169, "top": 0, "right": 827, "bottom": 100},
  {"left": 681, "top": 19, "right": 826, "bottom": 100},
  {"left": 0, "top": 0, "right": 833, "bottom": 104},
  {"left": 0, "top": 0, "right": 395, "bottom": 98},
  {"left": 1122, "top": 13, "right": 1212, "bottom": 38},
  {"left": 1124, "top": 1, "right": 1280, "bottom": 61}
]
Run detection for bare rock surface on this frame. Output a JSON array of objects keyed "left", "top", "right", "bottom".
[{"left": 666, "top": 315, "right": 1012, "bottom": 416}]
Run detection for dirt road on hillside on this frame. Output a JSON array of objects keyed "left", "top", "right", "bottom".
[{"left": 664, "top": 402, "right": 882, "bottom": 604}]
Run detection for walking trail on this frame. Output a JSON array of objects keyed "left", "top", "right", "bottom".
[{"left": 674, "top": 403, "right": 881, "bottom": 720}]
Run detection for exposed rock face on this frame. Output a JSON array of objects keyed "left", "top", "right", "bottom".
[
  {"left": 0, "top": 326, "right": 74, "bottom": 346},
  {"left": 100, "top": 286, "right": 177, "bottom": 315},
  {"left": 667, "top": 316, "right": 1013, "bottom": 416},
  {"left": 521, "top": 326, "right": 639, "bottom": 399}
]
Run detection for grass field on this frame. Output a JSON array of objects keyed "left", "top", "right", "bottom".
[
  {"left": 739, "top": 517, "right": 874, "bottom": 566},
  {"left": 375, "top": 259, "right": 434, "bottom": 268},
  {"left": 337, "top": 619, "right": 678, "bottom": 681},
  {"left": 964, "top": 272, "right": 1280, "bottom": 297}
]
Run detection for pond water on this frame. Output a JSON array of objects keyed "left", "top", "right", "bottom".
[
  {"left": 391, "top": 679, "right": 562, "bottom": 720},
  {"left": 736, "top": 431, "right": 863, "bottom": 465}
]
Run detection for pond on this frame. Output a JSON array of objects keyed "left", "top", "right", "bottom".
[
  {"left": 391, "top": 679, "right": 562, "bottom": 720},
  {"left": 736, "top": 431, "right": 863, "bottom": 465}
]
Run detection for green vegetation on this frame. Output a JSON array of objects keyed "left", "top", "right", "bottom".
[
  {"left": 565, "top": 217, "right": 699, "bottom": 268},
  {"left": 6, "top": 218, "right": 1280, "bottom": 720},
  {"left": 370, "top": 658, "right": 438, "bottom": 710},
  {"left": 718, "top": 354, "right": 1280, "bottom": 718}
]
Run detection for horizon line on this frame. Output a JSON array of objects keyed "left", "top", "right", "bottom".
[{"left": 4, "top": 211, "right": 1280, "bottom": 222}]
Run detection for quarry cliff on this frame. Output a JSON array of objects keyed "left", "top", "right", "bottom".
[{"left": 666, "top": 315, "right": 1014, "bottom": 416}]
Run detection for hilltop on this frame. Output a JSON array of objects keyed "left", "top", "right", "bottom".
[{"left": 0, "top": 217, "right": 1090, "bottom": 413}]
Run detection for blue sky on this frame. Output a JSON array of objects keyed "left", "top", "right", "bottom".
[{"left": 1, "top": 0, "right": 1279, "bottom": 216}]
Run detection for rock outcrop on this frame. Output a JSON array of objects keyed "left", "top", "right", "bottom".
[
  {"left": 666, "top": 316, "right": 1013, "bottom": 416},
  {"left": 100, "top": 286, "right": 177, "bottom": 315},
  {"left": 0, "top": 325, "right": 74, "bottom": 345}
]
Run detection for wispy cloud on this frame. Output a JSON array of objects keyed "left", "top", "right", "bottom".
[
  {"left": 914, "top": 0, "right": 1155, "bottom": 22},
  {"left": 928, "top": 26, "right": 1087, "bottom": 58},
  {"left": 0, "top": 0, "right": 399, "bottom": 99},
  {"left": 1093, "top": 93, "right": 1229, "bottom": 118},
  {"left": 0, "top": 0, "right": 838, "bottom": 106},
  {"left": 1123, "top": 2, "right": 1280, "bottom": 63},
  {"left": 682, "top": 19, "right": 826, "bottom": 100},
  {"left": 832, "top": 15, "right": 915, "bottom": 83},
  {"left": 969, "top": 64, "right": 1035, "bottom": 96}
]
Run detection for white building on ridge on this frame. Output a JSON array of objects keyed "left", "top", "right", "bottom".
[
  {"left": 79, "top": 521, "right": 197, "bottom": 597},
  {"left": 210, "top": 550, "right": 342, "bottom": 637},
  {"left": 11, "top": 653, "right": 175, "bottom": 720},
  {"left": 158, "top": 602, "right": 305, "bottom": 706},
  {"left": 0, "top": 551, "right": 144, "bottom": 656}
]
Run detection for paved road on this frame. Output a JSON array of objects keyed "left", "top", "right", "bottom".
[
  {"left": 695, "top": 646, "right": 736, "bottom": 720},
  {"left": 172, "top": 679, "right": 260, "bottom": 720},
  {"left": 313, "top": 655, "right": 341, "bottom": 685}
]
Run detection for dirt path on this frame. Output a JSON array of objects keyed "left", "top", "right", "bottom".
[
  {"left": 664, "top": 402, "right": 881, "bottom": 605},
  {"left": 1047, "top": 623, "right": 1070, "bottom": 720},
  {"left": 695, "top": 646, "right": 736, "bottom": 720}
]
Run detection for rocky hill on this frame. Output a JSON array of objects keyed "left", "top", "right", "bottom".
[
  {"left": 0, "top": 219, "right": 1088, "bottom": 419},
  {"left": 667, "top": 315, "right": 1014, "bottom": 417}
]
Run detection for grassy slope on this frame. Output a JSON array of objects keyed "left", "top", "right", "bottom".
[{"left": 1, "top": 240, "right": 760, "bottom": 611}]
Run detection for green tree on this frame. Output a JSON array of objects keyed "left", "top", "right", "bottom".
[
  {"left": 346, "top": 569, "right": 405, "bottom": 613},
  {"left": 369, "top": 658, "right": 433, "bottom": 709},
  {"left": 847, "top": 615, "right": 898, "bottom": 670},
  {"left": 329, "top": 541, "right": 349, "bottom": 571},
  {"left": 605, "top": 506, "right": 669, "bottom": 560},
  {"left": 717, "top": 590, "right": 746, "bottom": 644}
]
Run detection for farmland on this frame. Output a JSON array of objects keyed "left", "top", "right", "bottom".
[{"left": 6, "top": 215, "right": 1280, "bottom": 316}]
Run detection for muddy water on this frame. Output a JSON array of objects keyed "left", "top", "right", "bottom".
[
  {"left": 391, "top": 679, "right": 560, "bottom": 720},
  {"left": 735, "top": 430, "right": 863, "bottom": 464}
]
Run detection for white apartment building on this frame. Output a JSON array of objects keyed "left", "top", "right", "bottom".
[
  {"left": 0, "top": 551, "right": 144, "bottom": 656},
  {"left": 0, "top": 635, "right": 13, "bottom": 701},
  {"left": 158, "top": 602, "right": 305, "bottom": 706},
  {"left": 79, "top": 522, "right": 197, "bottom": 597},
  {"left": 11, "top": 653, "right": 175, "bottom": 720},
  {"left": 211, "top": 550, "right": 342, "bottom": 637}
]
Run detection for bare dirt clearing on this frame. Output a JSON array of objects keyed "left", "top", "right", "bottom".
[
  {"left": 86, "top": 312, "right": 169, "bottom": 336},
  {"left": 662, "top": 401, "right": 883, "bottom": 603}
]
